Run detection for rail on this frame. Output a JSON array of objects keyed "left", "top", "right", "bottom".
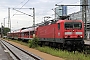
[{"left": 0, "top": 40, "right": 43, "bottom": 60}]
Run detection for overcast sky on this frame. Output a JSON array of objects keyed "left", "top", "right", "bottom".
[{"left": 0, "top": 0, "right": 80, "bottom": 30}]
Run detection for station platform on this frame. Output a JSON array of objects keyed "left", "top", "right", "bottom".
[
  {"left": 84, "top": 40, "right": 90, "bottom": 45},
  {"left": 0, "top": 43, "right": 13, "bottom": 60}
]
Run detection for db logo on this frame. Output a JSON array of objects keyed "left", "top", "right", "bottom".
[{"left": 58, "top": 32, "right": 60, "bottom": 36}]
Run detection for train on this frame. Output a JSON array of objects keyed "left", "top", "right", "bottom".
[{"left": 7, "top": 19, "right": 84, "bottom": 51}]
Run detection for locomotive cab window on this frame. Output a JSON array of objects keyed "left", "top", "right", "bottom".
[
  {"left": 74, "top": 23, "right": 82, "bottom": 28},
  {"left": 65, "top": 22, "right": 82, "bottom": 29},
  {"left": 58, "top": 23, "right": 60, "bottom": 30}
]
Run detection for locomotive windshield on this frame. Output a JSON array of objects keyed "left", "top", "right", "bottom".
[{"left": 65, "top": 22, "right": 82, "bottom": 29}]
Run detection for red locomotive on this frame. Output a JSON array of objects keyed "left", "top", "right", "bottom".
[
  {"left": 7, "top": 19, "right": 84, "bottom": 51},
  {"left": 36, "top": 19, "right": 84, "bottom": 51}
]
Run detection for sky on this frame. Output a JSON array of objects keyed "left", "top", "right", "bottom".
[{"left": 0, "top": 0, "right": 80, "bottom": 31}]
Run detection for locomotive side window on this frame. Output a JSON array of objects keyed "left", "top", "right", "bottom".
[{"left": 58, "top": 23, "right": 60, "bottom": 30}]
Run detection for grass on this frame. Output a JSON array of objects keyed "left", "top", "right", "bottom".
[
  {"left": 4, "top": 38, "right": 90, "bottom": 60},
  {"left": 36, "top": 46, "right": 90, "bottom": 60},
  {"left": 5, "top": 38, "right": 29, "bottom": 47}
]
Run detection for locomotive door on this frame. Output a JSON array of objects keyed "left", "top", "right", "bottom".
[{"left": 57, "top": 23, "right": 60, "bottom": 37}]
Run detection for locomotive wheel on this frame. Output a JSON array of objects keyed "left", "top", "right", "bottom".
[{"left": 39, "top": 41, "right": 43, "bottom": 47}]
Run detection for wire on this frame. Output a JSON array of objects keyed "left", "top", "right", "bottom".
[
  {"left": 56, "top": 0, "right": 65, "bottom": 4},
  {"left": 11, "top": 0, "right": 30, "bottom": 18},
  {"left": 56, "top": 0, "right": 80, "bottom": 14},
  {"left": 57, "top": 0, "right": 80, "bottom": 5},
  {"left": 17, "top": 0, "right": 30, "bottom": 10},
  {"left": 14, "top": 0, "right": 26, "bottom": 8}
]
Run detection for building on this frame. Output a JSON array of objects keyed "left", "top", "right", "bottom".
[
  {"left": 55, "top": 6, "right": 67, "bottom": 19},
  {"left": 69, "top": 9, "right": 90, "bottom": 22}
]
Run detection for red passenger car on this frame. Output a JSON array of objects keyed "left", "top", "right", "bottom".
[
  {"left": 7, "top": 27, "right": 35, "bottom": 41},
  {"left": 20, "top": 28, "right": 34, "bottom": 40}
]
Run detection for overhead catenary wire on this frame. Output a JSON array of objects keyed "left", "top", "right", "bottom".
[
  {"left": 13, "top": 8, "right": 33, "bottom": 17},
  {"left": 0, "top": 0, "right": 27, "bottom": 21},
  {"left": 55, "top": 0, "right": 80, "bottom": 11},
  {"left": 14, "top": 0, "right": 26, "bottom": 8},
  {"left": 11, "top": 0, "right": 30, "bottom": 18},
  {"left": 8, "top": 0, "right": 30, "bottom": 31}
]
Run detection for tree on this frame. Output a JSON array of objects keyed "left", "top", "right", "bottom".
[
  {"left": 0, "top": 27, "right": 10, "bottom": 36},
  {"left": 4, "top": 27, "right": 10, "bottom": 36}
]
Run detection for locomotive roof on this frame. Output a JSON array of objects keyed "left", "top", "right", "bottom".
[{"left": 56, "top": 20, "right": 83, "bottom": 23}]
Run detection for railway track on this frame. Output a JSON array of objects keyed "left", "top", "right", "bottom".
[{"left": 0, "top": 40, "right": 43, "bottom": 60}]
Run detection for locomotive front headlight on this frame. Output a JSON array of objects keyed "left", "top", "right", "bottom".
[
  {"left": 65, "top": 36, "right": 68, "bottom": 38},
  {"left": 80, "top": 36, "right": 82, "bottom": 38}
]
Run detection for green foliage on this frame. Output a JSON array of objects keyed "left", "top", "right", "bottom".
[
  {"left": 0, "top": 27, "right": 10, "bottom": 36},
  {"left": 4, "top": 27, "right": 10, "bottom": 35},
  {"left": 28, "top": 37, "right": 39, "bottom": 48}
]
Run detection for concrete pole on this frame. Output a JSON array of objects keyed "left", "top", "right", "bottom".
[
  {"left": 1, "top": 23, "right": 3, "bottom": 38},
  {"left": 84, "top": 0, "right": 87, "bottom": 39},
  {"left": 8, "top": 8, "right": 11, "bottom": 32},
  {"left": 33, "top": 8, "right": 35, "bottom": 34},
  {"left": 82, "top": 0, "right": 87, "bottom": 39}
]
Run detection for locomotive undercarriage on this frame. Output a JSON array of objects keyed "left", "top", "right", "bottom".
[
  {"left": 39, "top": 38, "right": 84, "bottom": 51},
  {"left": 63, "top": 38, "right": 84, "bottom": 51}
]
